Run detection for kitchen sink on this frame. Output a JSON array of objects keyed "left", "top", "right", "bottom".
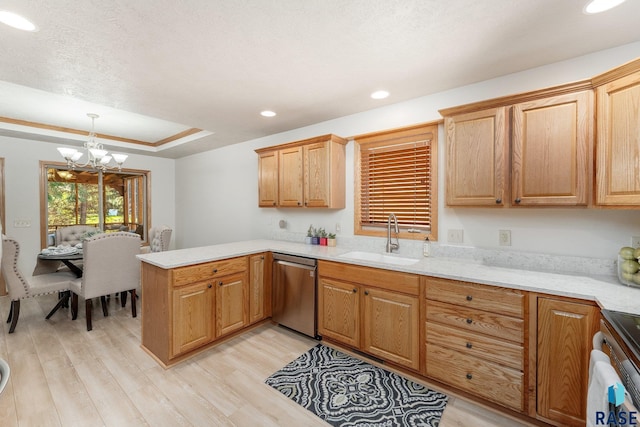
[{"left": 338, "top": 251, "right": 420, "bottom": 266}]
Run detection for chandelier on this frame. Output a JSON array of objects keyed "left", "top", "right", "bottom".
[{"left": 57, "top": 113, "right": 128, "bottom": 171}]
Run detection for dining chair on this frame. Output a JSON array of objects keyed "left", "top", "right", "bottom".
[
  {"left": 0, "top": 358, "right": 9, "bottom": 395},
  {"left": 141, "top": 225, "right": 172, "bottom": 253},
  {"left": 1, "top": 236, "right": 77, "bottom": 333},
  {"left": 69, "top": 232, "right": 141, "bottom": 331}
]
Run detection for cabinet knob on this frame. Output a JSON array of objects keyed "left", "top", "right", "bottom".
[
  {"left": 218, "top": 281, "right": 223, "bottom": 286},
  {"left": 466, "top": 295, "right": 473, "bottom": 301},
  {"left": 260, "top": 256, "right": 264, "bottom": 260},
  {"left": 466, "top": 318, "right": 473, "bottom": 324},
  {"left": 305, "top": 202, "right": 308, "bottom": 206},
  {"left": 515, "top": 198, "right": 521, "bottom": 204},
  {"left": 208, "top": 283, "right": 212, "bottom": 289},
  {"left": 352, "top": 288, "right": 357, "bottom": 293},
  {"left": 364, "top": 290, "right": 369, "bottom": 296},
  {"left": 495, "top": 198, "right": 502, "bottom": 204},
  {"left": 466, "top": 373, "right": 473, "bottom": 380},
  {"left": 273, "top": 202, "right": 276, "bottom": 206},
  {"left": 297, "top": 201, "right": 301, "bottom": 206},
  {"left": 213, "top": 269, "right": 218, "bottom": 273},
  {"left": 466, "top": 342, "right": 472, "bottom": 349}
]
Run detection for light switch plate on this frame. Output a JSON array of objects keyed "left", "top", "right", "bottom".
[
  {"left": 632, "top": 236, "right": 640, "bottom": 248},
  {"left": 13, "top": 219, "right": 31, "bottom": 228},
  {"left": 499, "top": 230, "right": 512, "bottom": 246}
]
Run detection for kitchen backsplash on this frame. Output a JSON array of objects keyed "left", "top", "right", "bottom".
[{"left": 269, "top": 229, "right": 617, "bottom": 278}]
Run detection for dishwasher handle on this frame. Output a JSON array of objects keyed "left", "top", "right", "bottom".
[{"left": 274, "top": 260, "right": 317, "bottom": 271}]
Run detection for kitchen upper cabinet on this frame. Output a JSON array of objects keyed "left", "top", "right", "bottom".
[
  {"left": 255, "top": 134, "right": 347, "bottom": 208},
  {"left": 593, "top": 59, "right": 640, "bottom": 207},
  {"left": 257, "top": 150, "right": 278, "bottom": 207},
  {"left": 511, "top": 91, "right": 592, "bottom": 206},
  {"left": 534, "top": 296, "right": 600, "bottom": 426},
  {"left": 440, "top": 81, "right": 594, "bottom": 207},
  {"left": 444, "top": 107, "right": 509, "bottom": 206}
]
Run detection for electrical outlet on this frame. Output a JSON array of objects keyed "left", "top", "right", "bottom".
[
  {"left": 632, "top": 236, "right": 640, "bottom": 248},
  {"left": 336, "top": 223, "right": 341, "bottom": 233},
  {"left": 13, "top": 219, "right": 31, "bottom": 228},
  {"left": 447, "top": 229, "right": 464, "bottom": 244},
  {"left": 499, "top": 230, "right": 512, "bottom": 246}
]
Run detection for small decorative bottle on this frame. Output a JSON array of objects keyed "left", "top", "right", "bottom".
[{"left": 423, "top": 237, "right": 431, "bottom": 257}]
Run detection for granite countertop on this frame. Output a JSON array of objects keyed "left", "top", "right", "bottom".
[{"left": 137, "top": 239, "right": 640, "bottom": 315}]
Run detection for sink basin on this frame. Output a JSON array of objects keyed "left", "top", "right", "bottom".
[{"left": 338, "top": 251, "right": 420, "bottom": 266}]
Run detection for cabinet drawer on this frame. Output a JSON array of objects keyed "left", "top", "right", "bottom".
[
  {"left": 173, "top": 257, "right": 247, "bottom": 287},
  {"left": 426, "top": 345, "right": 523, "bottom": 412},
  {"left": 426, "top": 321, "right": 523, "bottom": 370},
  {"left": 426, "top": 300, "right": 523, "bottom": 343},
  {"left": 425, "top": 277, "right": 524, "bottom": 318}
]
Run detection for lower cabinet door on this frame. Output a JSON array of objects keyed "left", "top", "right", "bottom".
[
  {"left": 362, "top": 287, "right": 419, "bottom": 370},
  {"left": 318, "top": 278, "right": 360, "bottom": 347},
  {"left": 215, "top": 272, "right": 248, "bottom": 337},
  {"left": 172, "top": 281, "right": 215, "bottom": 357}
]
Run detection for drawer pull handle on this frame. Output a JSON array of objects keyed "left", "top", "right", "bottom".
[
  {"left": 466, "top": 373, "right": 473, "bottom": 380},
  {"left": 466, "top": 295, "right": 473, "bottom": 301},
  {"left": 466, "top": 318, "right": 473, "bottom": 324},
  {"left": 466, "top": 342, "right": 472, "bottom": 349}
]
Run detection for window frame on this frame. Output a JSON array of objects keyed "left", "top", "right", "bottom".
[
  {"left": 353, "top": 122, "right": 438, "bottom": 241},
  {"left": 39, "top": 161, "right": 151, "bottom": 248}
]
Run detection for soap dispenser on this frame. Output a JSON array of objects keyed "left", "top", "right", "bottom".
[{"left": 423, "top": 237, "right": 431, "bottom": 257}]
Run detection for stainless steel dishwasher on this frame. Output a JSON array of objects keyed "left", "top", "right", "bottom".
[{"left": 272, "top": 253, "right": 317, "bottom": 338}]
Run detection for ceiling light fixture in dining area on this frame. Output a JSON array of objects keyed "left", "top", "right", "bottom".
[{"left": 57, "top": 114, "right": 128, "bottom": 171}]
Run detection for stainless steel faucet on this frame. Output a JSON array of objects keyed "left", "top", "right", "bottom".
[{"left": 386, "top": 213, "right": 400, "bottom": 253}]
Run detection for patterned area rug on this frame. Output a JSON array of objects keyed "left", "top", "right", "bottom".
[{"left": 265, "top": 344, "right": 448, "bottom": 426}]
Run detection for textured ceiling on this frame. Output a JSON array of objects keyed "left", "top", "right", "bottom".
[{"left": 1, "top": 0, "right": 640, "bottom": 158}]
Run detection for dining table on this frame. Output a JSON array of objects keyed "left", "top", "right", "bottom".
[{"left": 36, "top": 246, "right": 84, "bottom": 318}]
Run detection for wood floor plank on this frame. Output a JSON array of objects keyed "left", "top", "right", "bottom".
[{"left": 1, "top": 293, "right": 536, "bottom": 426}]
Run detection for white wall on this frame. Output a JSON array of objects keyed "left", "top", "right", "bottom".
[
  {"left": 176, "top": 41, "right": 640, "bottom": 260},
  {"left": 0, "top": 135, "right": 176, "bottom": 273}
]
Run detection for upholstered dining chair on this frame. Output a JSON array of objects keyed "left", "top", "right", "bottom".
[
  {"left": 70, "top": 232, "right": 141, "bottom": 331},
  {"left": 0, "top": 358, "right": 9, "bottom": 395},
  {"left": 141, "top": 225, "right": 172, "bottom": 253},
  {"left": 55, "top": 225, "right": 100, "bottom": 247},
  {"left": 1, "top": 236, "right": 77, "bottom": 333}
]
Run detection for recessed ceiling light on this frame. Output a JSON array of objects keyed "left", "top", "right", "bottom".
[
  {"left": 371, "top": 90, "right": 390, "bottom": 100},
  {"left": 260, "top": 110, "right": 276, "bottom": 117},
  {"left": 583, "top": 0, "right": 626, "bottom": 14},
  {"left": 0, "top": 10, "right": 38, "bottom": 31}
]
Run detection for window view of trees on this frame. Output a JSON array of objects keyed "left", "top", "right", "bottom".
[{"left": 45, "top": 167, "right": 147, "bottom": 237}]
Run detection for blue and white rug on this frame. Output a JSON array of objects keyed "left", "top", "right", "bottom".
[{"left": 265, "top": 344, "right": 448, "bottom": 426}]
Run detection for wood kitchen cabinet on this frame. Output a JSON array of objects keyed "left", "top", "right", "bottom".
[
  {"left": 172, "top": 280, "right": 215, "bottom": 356},
  {"left": 424, "top": 277, "right": 526, "bottom": 412},
  {"left": 534, "top": 295, "right": 600, "bottom": 426},
  {"left": 593, "top": 58, "right": 640, "bottom": 207},
  {"left": 257, "top": 150, "right": 279, "bottom": 207},
  {"left": 255, "top": 134, "right": 347, "bottom": 208},
  {"left": 249, "top": 252, "right": 271, "bottom": 325},
  {"left": 317, "top": 261, "right": 420, "bottom": 371},
  {"left": 444, "top": 107, "right": 509, "bottom": 206},
  {"left": 440, "top": 81, "right": 594, "bottom": 207},
  {"left": 141, "top": 255, "right": 252, "bottom": 367}
]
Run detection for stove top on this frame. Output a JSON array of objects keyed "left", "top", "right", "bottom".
[{"left": 602, "top": 309, "right": 640, "bottom": 364}]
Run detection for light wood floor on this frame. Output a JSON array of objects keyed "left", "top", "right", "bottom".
[{"left": 0, "top": 293, "right": 535, "bottom": 426}]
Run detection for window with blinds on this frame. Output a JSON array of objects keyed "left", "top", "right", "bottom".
[{"left": 355, "top": 123, "right": 438, "bottom": 240}]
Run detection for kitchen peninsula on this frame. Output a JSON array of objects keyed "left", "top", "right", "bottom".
[{"left": 138, "top": 239, "right": 640, "bottom": 427}]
